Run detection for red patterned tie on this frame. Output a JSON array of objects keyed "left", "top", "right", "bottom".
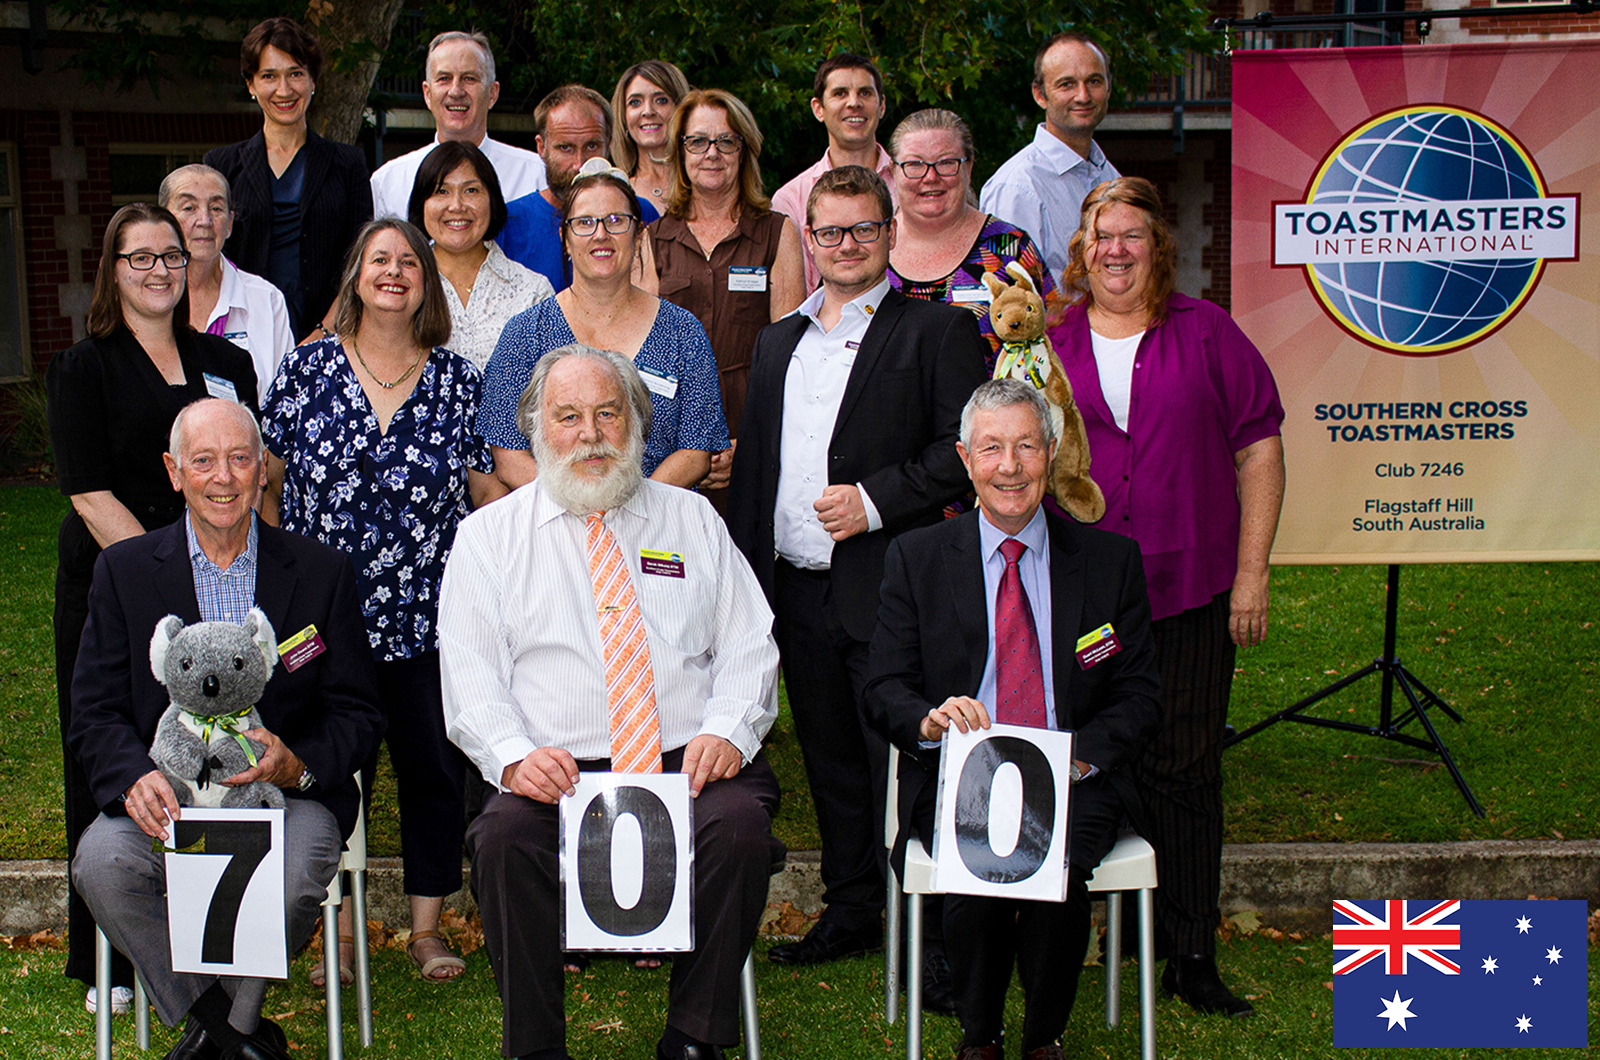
[{"left": 994, "top": 538, "right": 1046, "bottom": 728}]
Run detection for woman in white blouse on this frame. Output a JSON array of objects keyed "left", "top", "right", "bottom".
[{"left": 407, "top": 140, "right": 554, "bottom": 370}]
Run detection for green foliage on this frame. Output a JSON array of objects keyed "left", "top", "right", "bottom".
[{"left": 51, "top": 0, "right": 281, "bottom": 95}]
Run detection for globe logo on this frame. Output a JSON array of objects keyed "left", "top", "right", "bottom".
[{"left": 1275, "top": 106, "right": 1575, "bottom": 357}]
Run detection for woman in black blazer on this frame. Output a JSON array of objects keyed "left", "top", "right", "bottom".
[{"left": 205, "top": 17, "right": 371, "bottom": 341}]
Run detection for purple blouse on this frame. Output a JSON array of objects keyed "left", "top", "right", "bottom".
[{"left": 1048, "top": 293, "right": 1284, "bottom": 621}]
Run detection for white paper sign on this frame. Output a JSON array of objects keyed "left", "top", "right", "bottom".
[
  {"left": 931, "top": 723, "right": 1073, "bottom": 901},
  {"left": 560, "top": 772, "right": 694, "bottom": 952},
  {"left": 162, "top": 808, "right": 287, "bottom": 978}
]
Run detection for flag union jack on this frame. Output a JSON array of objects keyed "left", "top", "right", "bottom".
[{"left": 1334, "top": 899, "right": 1462, "bottom": 975}]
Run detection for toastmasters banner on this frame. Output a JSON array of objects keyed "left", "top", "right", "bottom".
[{"left": 1232, "top": 42, "right": 1599, "bottom": 564}]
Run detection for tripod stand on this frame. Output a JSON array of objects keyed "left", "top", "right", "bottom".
[{"left": 1223, "top": 563, "right": 1484, "bottom": 816}]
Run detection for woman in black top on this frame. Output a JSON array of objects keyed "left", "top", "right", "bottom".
[
  {"left": 204, "top": 17, "right": 371, "bottom": 340},
  {"left": 45, "top": 202, "right": 259, "bottom": 1001}
]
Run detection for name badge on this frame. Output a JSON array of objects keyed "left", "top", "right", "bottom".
[
  {"left": 637, "top": 366, "right": 678, "bottom": 400},
  {"left": 951, "top": 285, "right": 991, "bottom": 304},
  {"left": 727, "top": 266, "right": 768, "bottom": 293},
  {"left": 223, "top": 330, "right": 250, "bottom": 350},
  {"left": 203, "top": 373, "right": 239, "bottom": 403},
  {"left": 1075, "top": 623, "right": 1123, "bottom": 670},
  {"left": 278, "top": 624, "right": 327, "bottom": 672},
  {"left": 639, "top": 548, "right": 686, "bottom": 578}
]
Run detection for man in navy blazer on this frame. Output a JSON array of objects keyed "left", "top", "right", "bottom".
[
  {"left": 864, "top": 379, "right": 1160, "bottom": 1060},
  {"left": 726, "top": 166, "right": 988, "bottom": 980},
  {"left": 69, "top": 398, "right": 384, "bottom": 1060}
]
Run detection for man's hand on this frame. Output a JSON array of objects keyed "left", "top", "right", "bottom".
[
  {"left": 501, "top": 747, "right": 581, "bottom": 804},
  {"left": 919, "top": 696, "right": 992, "bottom": 742},
  {"left": 124, "top": 770, "right": 181, "bottom": 841},
  {"left": 700, "top": 441, "right": 735, "bottom": 491},
  {"left": 225, "top": 728, "right": 306, "bottom": 790},
  {"left": 815, "top": 484, "right": 868, "bottom": 541},
  {"left": 680, "top": 735, "right": 743, "bottom": 797}
]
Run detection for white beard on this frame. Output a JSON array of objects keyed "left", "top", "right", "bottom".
[{"left": 532, "top": 429, "right": 646, "bottom": 515}]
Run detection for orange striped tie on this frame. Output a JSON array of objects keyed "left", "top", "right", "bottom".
[{"left": 586, "top": 514, "right": 663, "bottom": 774}]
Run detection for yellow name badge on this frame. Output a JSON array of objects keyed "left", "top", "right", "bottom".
[
  {"left": 1074, "top": 623, "right": 1123, "bottom": 670},
  {"left": 278, "top": 624, "right": 326, "bottom": 672},
  {"left": 639, "top": 548, "right": 686, "bottom": 579}
]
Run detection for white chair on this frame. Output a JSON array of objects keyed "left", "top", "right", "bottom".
[
  {"left": 323, "top": 772, "right": 373, "bottom": 1059},
  {"left": 883, "top": 745, "right": 1158, "bottom": 1060},
  {"left": 739, "top": 950, "right": 761, "bottom": 1060},
  {"left": 93, "top": 927, "right": 150, "bottom": 1059}
]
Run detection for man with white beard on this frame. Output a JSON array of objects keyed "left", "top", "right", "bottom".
[{"left": 438, "top": 343, "right": 785, "bottom": 1060}]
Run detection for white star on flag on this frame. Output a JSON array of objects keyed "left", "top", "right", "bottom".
[
  {"left": 1516, "top": 1014, "right": 1533, "bottom": 1033},
  {"left": 1480, "top": 956, "right": 1497, "bottom": 973},
  {"left": 1378, "top": 990, "right": 1416, "bottom": 1031},
  {"left": 1545, "top": 946, "right": 1563, "bottom": 964},
  {"left": 1532, "top": 975, "right": 1543, "bottom": 986},
  {"left": 1515, "top": 916, "right": 1532, "bottom": 934}
]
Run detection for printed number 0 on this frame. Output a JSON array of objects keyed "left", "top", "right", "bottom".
[
  {"left": 952, "top": 736, "right": 1057, "bottom": 883},
  {"left": 171, "top": 820, "right": 273, "bottom": 964},
  {"left": 576, "top": 787, "right": 677, "bottom": 936}
]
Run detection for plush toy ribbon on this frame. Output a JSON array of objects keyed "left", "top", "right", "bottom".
[
  {"left": 194, "top": 707, "right": 261, "bottom": 770},
  {"left": 994, "top": 339, "right": 1050, "bottom": 389}
]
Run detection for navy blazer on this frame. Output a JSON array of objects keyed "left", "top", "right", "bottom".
[
  {"left": 68, "top": 518, "right": 385, "bottom": 839},
  {"left": 205, "top": 129, "right": 372, "bottom": 336},
  {"left": 863, "top": 508, "right": 1161, "bottom": 824},
  {"left": 726, "top": 287, "right": 989, "bottom": 642}
]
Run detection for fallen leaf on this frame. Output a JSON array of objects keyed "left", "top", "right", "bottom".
[
  {"left": 1323, "top": 981, "right": 1334, "bottom": 990},
  {"left": 761, "top": 900, "right": 821, "bottom": 938},
  {"left": 589, "top": 1018, "right": 625, "bottom": 1033}
]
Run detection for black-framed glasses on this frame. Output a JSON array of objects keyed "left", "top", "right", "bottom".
[
  {"left": 809, "top": 219, "right": 892, "bottom": 247},
  {"left": 681, "top": 133, "right": 744, "bottom": 155},
  {"left": 564, "top": 213, "right": 638, "bottom": 237},
  {"left": 894, "top": 156, "right": 968, "bottom": 179},
  {"left": 117, "top": 250, "right": 189, "bottom": 270}
]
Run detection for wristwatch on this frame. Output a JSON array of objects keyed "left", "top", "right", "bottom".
[
  {"left": 1068, "top": 761, "right": 1084, "bottom": 785},
  {"left": 296, "top": 768, "right": 316, "bottom": 792}
]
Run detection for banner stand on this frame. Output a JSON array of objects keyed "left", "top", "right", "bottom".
[{"left": 1223, "top": 564, "right": 1484, "bottom": 817}]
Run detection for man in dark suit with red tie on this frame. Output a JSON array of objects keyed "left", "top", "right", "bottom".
[{"left": 864, "top": 378, "right": 1161, "bottom": 1060}]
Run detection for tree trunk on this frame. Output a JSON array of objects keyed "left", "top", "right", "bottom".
[{"left": 307, "top": 0, "right": 409, "bottom": 145}]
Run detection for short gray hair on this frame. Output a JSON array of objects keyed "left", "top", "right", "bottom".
[
  {"left": 427, "top": 30, "right": 495, "bottom": 84},
  {"left": 168, "top": 397, "right": 263, "bottom": 469},
  {"left": 959, "top": 378, "right": 1056, "bottom": 450},
  {"left": 158, "top": 164, "right": 232, "bottom": 212},
  {"left": 516, "top": 343, "right": 653, "bottom": 449}
]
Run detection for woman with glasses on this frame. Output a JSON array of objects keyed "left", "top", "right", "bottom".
[
  {"left": 45, "top": 202, "right": 259, "bottom": 1008},
  {"left": 610, "top": 59, "right": 691, "bottom": 218},
  {"left": 479, "top": 158, "right": 727, "bottom": 492},
  {"left": 649, "top": 88, "right": 802, "bottom": 512},
  {"left": 886, "top": 109, "right": 1058, "bottom": 373}
]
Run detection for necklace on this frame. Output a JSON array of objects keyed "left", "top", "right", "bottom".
[{"left": 349, "top": 338, "right": 425, "bottom": 390}]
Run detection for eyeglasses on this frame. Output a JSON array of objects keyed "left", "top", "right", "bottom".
[
  {"left": 809, "top": 219, "right": 892, "bottom": 247},
  {"left": 117, "top": 250, "right": 190, "bottom": 270},
  {"left": 564, "top": 213, "right": 638, "bottom": 237},
  {"left": 894, "top": 156, "right": 968, "bottom": 179},
  {"left": 681, "top": 134, "right": 744, "bottom": 155}
]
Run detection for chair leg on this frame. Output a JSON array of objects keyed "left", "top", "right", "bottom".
[
  {"left": 905, "top": 895, "right": 923, "bottom": 1060},
  {"left": 884, "top": 867, "right": 902, "bottom": 1024},
  {"left": 351, "top": 870, "right": 372, "bottom": 1047},
  {"left": 1104, "top": 891, "right": 1122, "bottom": 1028},
  {"left": 739, "top": 949, "right": 760, "bottom": 1060},
  {"left": 134, "top": 971, "right": 150, "bottom": 1049},
  {"left": 1138, "top": 887, "right": 1156, "bottom": 1060},
  {"left": 323, "top": 898, "right": 343, "bottom": 1060},
  {"left": 95, "top": 927, "right": 113, "bottom": 1060}
]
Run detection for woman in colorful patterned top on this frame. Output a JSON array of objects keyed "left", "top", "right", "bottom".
[
  {"left": 262, "top": 218, "right": 496, "bottom": 986},
  {"left": 885, "top": 109, "right": 1060, "bottom": 374}
]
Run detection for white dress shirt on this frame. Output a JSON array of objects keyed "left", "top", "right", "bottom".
[
  {"left": 370, "top": 135, "right": 548, "bottom": 221},
  {"left": 975, "top": 506, "right": 1057, "bottom": 727},
  {"left": 441, "top": 241, "right": 555, "bottom": 370},
  {"left": 438, "top": 478, "right": 779, "bottom": 789},
  {"left": 774, "top": 278, "right": 888, "bottom": 569},
  {"left": 207, "top": 258, "right": 294, "bottom": 396},
  {"left": 979, "top": 124, "right": 1119, "bottom": 293}
]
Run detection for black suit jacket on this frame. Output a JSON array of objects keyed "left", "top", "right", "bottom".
[
  {"left": 67, "top": 518, "right": 385, "bottom": 839},
  {"left": 204, "top": 130, "right": 373, "bottom": 334},
  {"left": 864, "top": 509, "right": 1161, "bottom": 827},
  {"left": 726, "top": 287, "right": 989, "bottom": 641}
]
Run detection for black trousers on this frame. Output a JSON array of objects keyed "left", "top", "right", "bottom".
[
  {"left": 1133, "top": 591, "right": 1236, "bottom": 957},
  {"left": 467, "top": 749, "right": 784, "bottom": 1058},
  {"left": 771, "top": 560, "right": 887, "bottom": 934}
]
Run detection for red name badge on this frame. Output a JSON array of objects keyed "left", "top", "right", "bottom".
[
  {"left": 1075, "top": 623, "right": 1122, "bottom": 670},
  {"left": 278, "top": 624, "right": 327, "bottom": 672}
]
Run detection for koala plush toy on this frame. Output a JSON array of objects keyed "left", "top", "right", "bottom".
[{"left": 148, "top": 608, "right": 286, "bottom": 810}]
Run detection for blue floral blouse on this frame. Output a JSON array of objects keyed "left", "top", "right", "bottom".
[
  {"left": 262, "top": 337, "right": 494, "bottom": 660},
  {"left": 476, "top": 297, "right": 729, "bottom": 475}
]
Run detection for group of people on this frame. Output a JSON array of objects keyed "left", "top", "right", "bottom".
[{"left": 46, "top": 17, "right": 1286, "bottom": 1060}]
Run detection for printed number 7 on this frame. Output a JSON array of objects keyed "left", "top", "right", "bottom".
[{"left": 171, "top": 820, "right": 273, "bottom": 964}]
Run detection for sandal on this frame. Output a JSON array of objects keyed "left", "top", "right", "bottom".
[
  {"left": 310, "top": 935, "right": 355, "bottom": 988},
  {"left": 407, "top": 929, "right": 466, "bottom": 983}
]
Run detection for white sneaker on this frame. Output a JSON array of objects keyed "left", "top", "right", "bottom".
[{"left": 84, "top": 985, "right": 133, "bottom": 1015}]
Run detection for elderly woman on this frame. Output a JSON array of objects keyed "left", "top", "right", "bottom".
[
  {"left": 886, "top": 109, "right": 1058, "bottom": 374},
  {"left": 611, "top": 60, "right": 692, "bottom": 218},
  {"left": 46, "top": 202, "right": 259, "bottom": 1008},
  {"left": 650, "top": 88, "right": 803, "bottom": 508},
  {"left": 1048, "top": 176, "right": 1285, "bottom": 1018},
  {"left": 158, "top": 164, "right": 294, "bottom": 394},
  {"left": 263, "top": 219, "right": 495, "bottom": 985},
  {"left": 479, "top": 159, "right": 727, "bottom": 493},
  {"left": 205, "top": 16, "right": 372, "bottom": 340},
  {"left": 408, "top": 140, "right": 555, "bottom": 371}
]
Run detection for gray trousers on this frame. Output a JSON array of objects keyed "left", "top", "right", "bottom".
[{"left": 72, "top": 800, "right": 341, "bottom": 1031}]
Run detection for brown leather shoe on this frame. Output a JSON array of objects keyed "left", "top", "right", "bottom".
[
  {"left": 954, "top": 1042, "right": 1002, "bottom": 1060},
  {"left": 1022, "top": 1043, "right": 1066, "bottom": 1060}
]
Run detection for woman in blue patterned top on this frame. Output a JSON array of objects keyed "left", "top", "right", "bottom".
[
  {"left": 478, "top": 159, "right": 727, "bottom": 492},
  {"left": 261, "top": 218, "right": 495, "bottom": 986}
]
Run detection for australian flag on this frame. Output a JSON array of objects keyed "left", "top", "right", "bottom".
[{"left": 1332, "top": 899, "right": 1588, "bottom": 1048}]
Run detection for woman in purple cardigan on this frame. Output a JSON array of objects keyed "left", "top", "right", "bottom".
[{"left": 1047, "top": 176, "right": 1285, "bottom": 1020}]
